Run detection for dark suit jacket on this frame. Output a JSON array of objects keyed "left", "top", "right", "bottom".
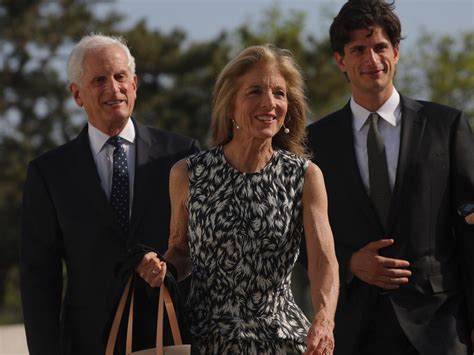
[
  {"left": 20, "top": 119, "right": 199, "bottom": 355},
  {"left": 305, "top": 95, "right": 474, "bottom": 355}
]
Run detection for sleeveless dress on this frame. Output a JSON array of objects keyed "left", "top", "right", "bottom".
[{"left": 186, "top": 146, "right": 311, "bottom": 354}]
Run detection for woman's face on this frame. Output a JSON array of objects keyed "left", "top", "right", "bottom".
[{"left": 231, "top": 62, "right": 288, "bottom": 142}]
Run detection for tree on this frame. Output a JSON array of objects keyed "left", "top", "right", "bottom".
[
  {"left": 397, "top": 32, "right": 474, "bottom": 128},
  {"left": 123, "top": 21, "right": 230, "bottom": 145}
]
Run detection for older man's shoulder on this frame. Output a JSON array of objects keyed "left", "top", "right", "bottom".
[{"left": 139, "top": 123, "right": 200, "bottom": 155}]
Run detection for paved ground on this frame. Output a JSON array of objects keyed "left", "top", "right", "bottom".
[{"left": 0, "top": 324, "right": 28, "bottom": 355}]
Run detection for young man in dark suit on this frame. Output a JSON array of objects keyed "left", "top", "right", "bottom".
[
  {"left": 305, "top": 1, "right": 474, "bottom": 354},
  {"left": 20, "top": 34, "right": 199, "bottom": 355}
]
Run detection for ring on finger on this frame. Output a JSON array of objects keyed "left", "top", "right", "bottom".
[{"left": 151, "top": 267, "right": 159, "bottom": 275}]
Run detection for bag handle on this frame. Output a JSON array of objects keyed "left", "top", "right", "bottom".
[
  {"left": 106, "top": 275, "right": 133, "bottom": 355},
  {"left": 105, "top": 274, "right": 184, "bottom": 355},
  {"left": 156, "top": 282, "right": 183, "bottom": 353}
]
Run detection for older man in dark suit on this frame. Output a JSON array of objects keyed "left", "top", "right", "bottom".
[
  {"left": 305, "top": 1, "right": 474, "bottom": 354},
  {"left": 20, "top": 34, "right": 199, "bottom": 355}
]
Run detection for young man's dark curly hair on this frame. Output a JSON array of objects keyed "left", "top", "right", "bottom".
[{"left": 329, "top": 0, "right": 403, "bottom": 55}]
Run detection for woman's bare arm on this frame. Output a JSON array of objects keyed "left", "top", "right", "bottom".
[
  {"left": 164, "top": 159, "right": 192, "bottom": 282},
  {"left": 303, "top": 162, "right": 339, "bottom": 354}
]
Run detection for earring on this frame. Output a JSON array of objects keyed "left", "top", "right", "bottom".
[
  {"left": 232, "top": 118, "right": 240, "bottom": 130},
  {"left": 282, "top": 115, "right": 290, "bottom": 134}
]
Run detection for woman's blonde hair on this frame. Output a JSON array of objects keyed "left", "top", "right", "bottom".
[{"left": 211, "top": 44, "right": 308, "bottom": 156}]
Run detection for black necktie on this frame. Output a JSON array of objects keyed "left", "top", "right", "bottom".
[
  {"left": 107, "top": 136, "right": 130, "bottom": 236},
  {"left": 367, "top": 113, "right": 392, "bottom": 230}
]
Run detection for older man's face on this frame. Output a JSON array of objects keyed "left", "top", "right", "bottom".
[{"left": 70, "top": 45, "right": 137, "bottom": 135}]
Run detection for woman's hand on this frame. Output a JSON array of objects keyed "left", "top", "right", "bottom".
[
  {"left": 465, "top": 213, "right": 474, "bottom": 225},
  {"left": 304, "top": 316, "right": 335, "bottom": 355},
  {"left": 135, "top": 251, "right": 166, "bottom": 287}
]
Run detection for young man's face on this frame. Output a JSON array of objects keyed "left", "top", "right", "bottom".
[{"left": 335, "top": 26, "right": 399, "bottom": 101}]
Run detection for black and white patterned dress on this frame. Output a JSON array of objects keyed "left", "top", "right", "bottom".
[{"left": 186, "top": 146, "right": 311, "bottom": 354}]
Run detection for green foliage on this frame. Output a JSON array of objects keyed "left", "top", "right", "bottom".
[
  {"left": 397, "top": 32, "right": 474, "bottom": 128},
  {"left": 0, "top": 266, "right": 22, "bottom": 324},
  {"left": 125, "top": 23, "right": 229, "bottom": 144},
  {"left": 426, "top": 33, "right": 474, "bottom": 128}
]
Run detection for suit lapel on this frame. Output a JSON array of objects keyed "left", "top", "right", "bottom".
[
  {"left": 73, "top": 125, "right": 120, "bottom": 233},
  {"left": 334, "top": 105, "right": 383, "bottom": 233},
  {"left": 388, "top": 96, "right": 426, "bottom": 231},
  {"left": 128, "top": 120, "right": 154, "bottom": 241}
]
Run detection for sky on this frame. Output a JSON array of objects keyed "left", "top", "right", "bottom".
[{"left": 96, "top": 0, "right": 474, "bottom": 49}]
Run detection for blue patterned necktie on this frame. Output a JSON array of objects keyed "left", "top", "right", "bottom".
[
  {"left": 107, "top": 136, "right": 130, "bottom": 236},
  {"left": 367, "top": 113, "right": 392, "bottom": 230}
]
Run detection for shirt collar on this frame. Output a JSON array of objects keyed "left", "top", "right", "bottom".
[
  {"left": 88, "top": 118, "right": 136, "bottom": 156},
  {"left": 351, "top": 89, "right": 401, "bottom": 132}
]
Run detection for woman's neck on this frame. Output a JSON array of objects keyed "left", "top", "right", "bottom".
[{"left": 223, "top": 138, "right": 273, "bottom": 173}]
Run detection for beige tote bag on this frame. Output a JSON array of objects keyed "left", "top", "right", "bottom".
[{"left": 106, "top": 275, "right": 191, "bottom": 355}]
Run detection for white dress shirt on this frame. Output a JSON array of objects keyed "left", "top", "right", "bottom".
[
  {"left": 351, "top": 89, "right": 402, "bottom": 193},
  {"left": 88, "top": 118, "right": 136, "bottom": 214}
]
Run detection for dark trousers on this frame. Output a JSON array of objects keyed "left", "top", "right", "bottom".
[{"left": 357, "top": 294, "right": 419, "bottom": 355}]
